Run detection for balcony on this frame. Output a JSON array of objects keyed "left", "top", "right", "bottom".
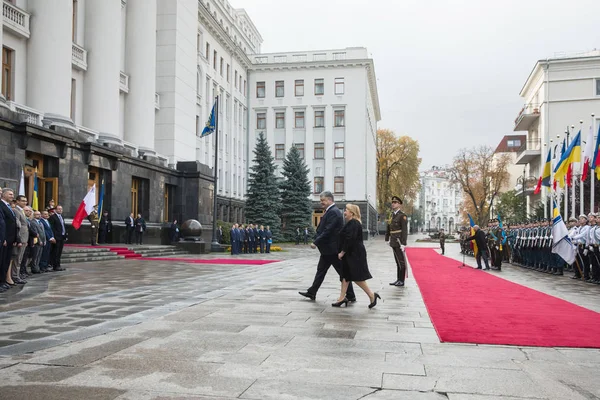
[
  {"left": 71, "top": 43, "right": 87, "bottom": 71},
  {"left": 514, "top": 175, "right": 539, "bottom": 196},
  {"left": 7, "top": 101, "right": 43, "bottom": 126},
  {"left": 3, "top": 1, "right": 30, "bottom": 39},
  {"left": 154, "top": 92, "right": 160, "bottom": 110},
  {"left": 514, "top": 103, "right": 540, "bottom": 131},
  {"left": 119, "top": 71, "right": 129, "bottom": 93},
  {"left": 515, "top": 138, "right": 541, "bottom": 165}
]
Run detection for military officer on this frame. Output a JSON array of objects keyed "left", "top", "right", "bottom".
[
  {"left": 385, "top": 195, "right": 408, "bottom": 287},
  {"left": 572, "top": 214, "right": 590, "bottom": 280},
  {"left": 587, "top": 213, "right": 599, "bottom": 283},
  {"left": 88, "top": 205, "right": 99, "bottom": 246}
]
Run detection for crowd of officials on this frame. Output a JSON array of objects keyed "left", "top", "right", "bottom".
[
  {"left": 0, "top": 187, "right": 69, "bottom": 293},
  {"left": 459, "top": 215, "right": 600, "bottom": 284},
  {"left": 226, "top": 224, "right": 273, "bottom": 254}
]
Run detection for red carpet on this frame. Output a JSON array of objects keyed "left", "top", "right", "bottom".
[
  {"left": 141, "top": 257, "right": 280, "bottom": 265},
  {"left": 65, "top": 244, "right": 142, "bottom": 258},
  {"left": 405, "top": 248, "right": 600, "bottom": 348}
]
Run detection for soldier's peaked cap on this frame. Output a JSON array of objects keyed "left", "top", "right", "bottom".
[
  {"left": 579, "top": 214, "right": 588, "bottom": 220},
  {"left": 588, "top": 212, "right": 597, "bottom": 217},
  {"left": 391, "top": 196, "right": 403, "bottom": 204},
  {"left": 569, "top": 217, "right": 578, "bottom": 222}
]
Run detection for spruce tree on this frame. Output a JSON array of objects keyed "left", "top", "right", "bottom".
[
  {"left": 279, "top": 146, "right": 313, "bottom": 242},
  {"left": 245, "top": 132, "right": 281, "bottom": 239}
]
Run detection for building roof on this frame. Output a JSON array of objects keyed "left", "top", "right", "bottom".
[{"left": 494, "top": 135, "right": 526, "bottom": 153}]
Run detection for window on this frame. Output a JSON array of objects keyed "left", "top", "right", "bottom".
[
  {"left": 256, "top": 112, "right": 266, "bottom": 129},
  {"left": 2, "top": 47, "right": 13, "bottom": 100},
  {"left": 131, "top": 178, "right": 140, "bottom": 216},
  {"left": 196, "top": 115, "right": 200, "bottom": 136},
  {"left": 235, "top": 70, "right": 238, "bottom": 88},
  {"left": 275, "top": 112, "right": 285, "bottom": 129},
  {"left": 243, "top": 80, "right": 247, "bottom": 96},
  {"left": 295, "top": 111, "right": 305, "bottom": 128},
  {"left": 507, "top": 139, "right": 522, "bottom": 147},
  {"left": 314, "top": 110, "right": 324, "bottom": 127},
  {"left": 334, "top": 110, "right": 345, "bottom": 127},
  {"left": 70, "top": 78, "right": 76, "bottom": 120},
  {"left": 72, "top": 0, "right": 78, "bottom": 41},
  {"left": 314, "top": 176, "right": 324, "bottom": 194},
  {"left": 220, "top": 57, "right": 224, "bottom": 76},
  {"left": 294, "top": 143, "right": 305, "bottom": 159},
  {"left": 314, "top": 142, "right": 324, "bottom": 159},
  {"left": 334, "top": 177, "right": 344, "bottom": 193},
  {"left": 256, "top": 81, "right": 265, "bottom": 98},
  {"left": 206, "top": 42, "right": 210, "bottom": 59},
  {"left": 596, "top": 79, "right": 600, "bottom": 96},
  {"left": 275, "top": 80, "right": 284, "bottom": 97},
  {"left": 295, "top": 79, "right": 304, "bottom": 96},
  {"left": 213, "top": 50, "right": 217, "bottom": 69},
  {"left": 334, "top": 77, "right": 344, "bottom": 95},
  {"left": 226, "top": 64, "right": 230, "bottom": 82},
  {"left": 334, "top": 142, "right": 344, "bottom": 158},
  {"left": 275, "top": 144, "right": 285, "bottom": 160},
  {"left": 315, "top": 78, "right": 324, "bottom": 95}
]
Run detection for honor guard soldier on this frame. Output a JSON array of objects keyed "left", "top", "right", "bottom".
[
  {"left": 567, "top": 217, "right": 579, "bottom": 277},
  {"left": 572, "top": 214, "right": 590, "bottom": 280},
  {"left": 587, "top": 213, "right": 600, "bottom": 283},
  {"left": 88, "top": 205, "right": 99, "bottom": 246},
  {"left": 386, "top": 195, "right": 408, "bottom": 287}
]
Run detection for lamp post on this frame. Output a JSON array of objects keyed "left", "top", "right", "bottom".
[{"left": 366, "top": 193, "right": 371, "bottom": 239}]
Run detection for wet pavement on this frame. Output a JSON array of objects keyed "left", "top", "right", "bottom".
[{"left": 0, "top": 236, "right": 599, "bottom": 399}]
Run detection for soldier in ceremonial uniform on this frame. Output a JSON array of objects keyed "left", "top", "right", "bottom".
[
  {"left": 88, "top": 205, "right": 99, "bottom": 246},
  {"left": 385, "top": 195, "right": 408, "bottom": 287},
  {"left": 572, "top": 214, "right": 590, "bottom": 280},
  {"left": 586, "top": 213, "right": 600, "bottom": 283},
  {"left": 567, "top": 217, "right": 578, "bottom": 275}
]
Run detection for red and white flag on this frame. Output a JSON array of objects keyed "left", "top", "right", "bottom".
[
  {"left": 72, "top": 184, "right": 96, "bottom": 230},
  {"left": 582, "top": 125, "right": 594, "bottom": 181}
]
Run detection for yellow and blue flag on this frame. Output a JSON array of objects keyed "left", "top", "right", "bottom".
[
  {"left": 467, "top": 213, "right": 478, "bottom": 256},
  {"left": 201, "top": 99, "right": 217, "bottom": 137},
  {"left": 551, "top": 199, "right": 575, "bottom": 265},
  {"left": 32, "top": 172, "right": 39, "bottom": 211},
  {"left": 97, "top": 179, "right": 105, "bottom": 221},
  {"left": 541, "top": 148, "right": 552, "bottom": 187},
  {"left": 592, "top": 124, "right": 600, "bottom": 180},
  {"left": 554, "top": 130, "right": 581, "bottom": 185}
]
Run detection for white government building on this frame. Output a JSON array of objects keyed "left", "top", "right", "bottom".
[
  {"left": 0, "top": 0, "right": 380, "bottom": 242},
  {"left": 415, "top": 166, "right": 463, "bottom": 233},
  {"left": 513, "top": 50, "right": 600, "bottom": 218}
]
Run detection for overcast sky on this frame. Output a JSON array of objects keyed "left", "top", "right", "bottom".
[{"left": 235, "top": 0, "right": 600, "bottom": 170}]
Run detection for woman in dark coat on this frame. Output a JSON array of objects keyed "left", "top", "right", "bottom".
[{"left": 333, "top": 203, "right": 381, "bottom": 309}]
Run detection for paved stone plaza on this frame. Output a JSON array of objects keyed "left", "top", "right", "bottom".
[{"left": 0, "top": 236, "right": 599, "bottom": 399}]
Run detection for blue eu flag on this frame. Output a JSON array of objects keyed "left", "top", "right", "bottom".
[{"left": 201, "top": 100, "right": 216, "bottom": 137}]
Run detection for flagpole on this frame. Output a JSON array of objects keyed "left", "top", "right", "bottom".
[
  {"left": 564, "top": 128, "right": 569, "bottom": 219},
  {"left": 210, "top": 96, "right": 220, "bottom": 252},
  {"left": 592, "top": 113, "right": 596, "bottom": 214},
  {"left": 579, "top": 120, "right": 584, "bottom": 215}
]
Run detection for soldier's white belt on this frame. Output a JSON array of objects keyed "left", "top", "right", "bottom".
[{"left": 389, "top": 230, "right": 402, "bottom": 234}]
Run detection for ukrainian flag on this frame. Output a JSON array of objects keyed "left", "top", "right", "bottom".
[
  {"left": 592, "top": 124, "right": 600, "bottom": 180},
  {"left": 554, "top": 130, "right": 581, "bottom": 186},
  {"left": 32, "top": 172, "right": 39, "bottom": 211},
  {"left": 541, "top": 148, "right": 552, "bottom": 187},
  {"left": 467, "top": 213, "right": 478, "bottom": 256}
]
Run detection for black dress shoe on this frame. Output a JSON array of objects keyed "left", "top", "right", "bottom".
[
  {"left": 389, "top": 280, "right": 399, "bottom": 286},
  {"left": 298, "top": 291, "right": 315, "bottom": 300},
  {"left": 476, "top": 267, "right": 482, "bottom": 269},
  {"left": 0, "top": 283, "right": 10, "bottom": 290},
  {"left": 332, "top": 298, "right": 348, "bottom": 307},
  {"left": 53, "top": 267, "right": 65, "bottom": 271},
  {"left": 394, "top": 281, "right": 405, "bottom": 287},
  {"left": 14, "top": 278, "right": 27, "bottom": 284}
]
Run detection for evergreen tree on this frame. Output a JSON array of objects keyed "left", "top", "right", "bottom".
[
  {"left": 245, "top": 132, "right": 281, "bottom": 239},
  {"left": 279, "top": 146, "right": 313, "bottom": 241}
]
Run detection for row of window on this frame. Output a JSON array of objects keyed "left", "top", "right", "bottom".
[
  {"left": 274, "top": 142, "right": 345, "bottom": 160},
  {"left": 203, "top": 40, "right": 247, "bottom": 96},
  {"left": 314, "top": 176, "right": 344, "bottom": 194},
  {"left": 257, "top": 110, "right": 345, "bottom": 129},
  {"left": 257, "top": 78, "right": 345, "bottom": 98}
]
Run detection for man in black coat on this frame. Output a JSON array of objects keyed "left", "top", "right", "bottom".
[
  {"left": 0, "top": 187, "right": 14, "bottom": 292},
  {"left": 300, "top": 191, "right": 355, "bottom": 301},
  {"left": 124, "top": 213, "right": 134, "bottom": 244},
  {"left": 464, "top": 225, "right": 491, "bottom": 270},
  {"left": 49, "top": 205, "right": 67, "bottom": 271}
]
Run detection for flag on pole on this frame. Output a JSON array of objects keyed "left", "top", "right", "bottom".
[
  {"left": 97, "top": 179, "right": 105, "bottom": 222},
  {"left": 554, "top": 131, "right": 581, "bottom": 187},
  {"left": 592, "top": 124, "right": 600, "bottom": 180},
  {"left": 541, "top": 148, "right": 552, "bottom": 187},
  {"left": 32, "top": 171, "right": 39, "bottom": 211},
  {"left": 18, "top": 168, "right": 25, "bottom": 196},
  {"left": 582, "top": 125, "right": 594, "bottom": 181},
  {"left": 467, "top": 213, "right": 478, "bottom": 256},
  {"left": 200, "top": 100, "right": 217, "bottom": 137},
  {"left": 533, "top": 177, "right": 542, "bottom": 194},
  {"left": 551, "top": 199, "right": 576, "bottom": 265},
  {"left": 72, "top": 184, "right": 96, "bottom": 230}
]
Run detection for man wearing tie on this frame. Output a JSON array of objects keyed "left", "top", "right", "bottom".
[
  {"left": 300, "top": 191, "right": 356, "bottom": 302},
  {"left": 13, "top": 196, "right": 30, "bottom": 282},
  {"left": 124, "top": 213, "right": 134, "bottom": 244},
  {"left": 49, "top": 205, "right": 67, "bottom": 271},
  {"left": 0, "top": 188, "right": 18, "bottom": 291},
  {"left": 39, "top": 210, "right": 56, "bottom": 272}
]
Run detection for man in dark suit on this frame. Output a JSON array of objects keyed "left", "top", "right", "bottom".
[
  {"left": 0, "top": 188, "right": 18, "bottom": 291},
  {"left": 49, "top": 205, "right": 67, "bottom": 271},
  {"left": 124, "top": 213, "right": 135, "bottom": 244},
  {"left": 386, "top": 195, "right": 409, "bottom": 286},
  {"left": 464, "top": 224, "right": 491, "bottom": 270},
  {"left": 39, "top": 210, "right": 56, "bottom": 272},
  {"left": 300, "top": 191, "right": 355, "bottom": 301}
]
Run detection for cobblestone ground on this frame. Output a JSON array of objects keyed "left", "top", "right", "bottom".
[{"left": 0, "top": 236, "right": 599, "bottom": 399}]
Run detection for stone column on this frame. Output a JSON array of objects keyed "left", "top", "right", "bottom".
[
  {"left": 124, "top": 0, "right": 157, "bottom": 155},
  {"left": 83, "top": 0, "right": 122, "bottom": 144},
  {"left": 26, "top": 0, "right": 74, "bottom": 128}
]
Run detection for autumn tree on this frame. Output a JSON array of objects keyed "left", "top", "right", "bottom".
[
  {"left": 376, "top": 129, "right": 421, "bottom": 216},
  {"left": 451, "top": 146, "right": 510, "bottom": 227}
]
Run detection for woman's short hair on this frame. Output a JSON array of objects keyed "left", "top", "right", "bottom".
[{"left": 345, "top": 203, "right": 362, "bottom": 223}]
